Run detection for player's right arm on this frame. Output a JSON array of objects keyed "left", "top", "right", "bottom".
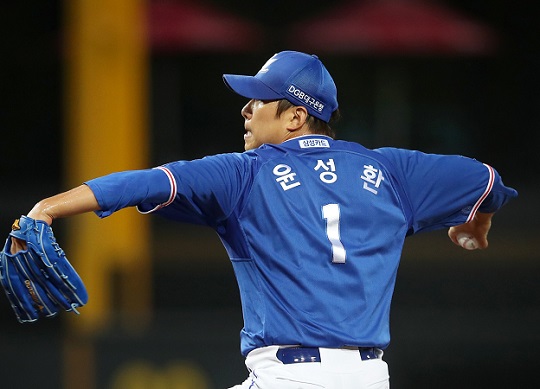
[
  {"left": 375, "top": 147, "right": 517, "bottom": 235},
  {"left": 447, "top": 211, "right": 493, "bottom": 250}
]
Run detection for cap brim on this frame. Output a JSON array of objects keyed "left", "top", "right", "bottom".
[{"left": 223, "top": 74, "right": 283, "bottom": 100}]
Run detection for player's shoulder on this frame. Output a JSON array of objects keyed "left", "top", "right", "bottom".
[
  {"left": 374, "top": 146, "right": 481, "bottom": 168},
  {"left": 373, "top": 146, "right": 418, "bottom": 159},
  {"left": 196, "top": 151, "right": 255, "bottom": 165},
  {"left": 164, "top": 152, "right": 259, "bottom": 176}
]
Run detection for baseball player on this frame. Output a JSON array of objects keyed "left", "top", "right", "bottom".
[{"left": 5, "top": 51, "right": 517, "bottom": 388}]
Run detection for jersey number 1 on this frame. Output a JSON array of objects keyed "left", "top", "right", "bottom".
[{"left": 322, "top": 203, "right": 346, "bottom": 264}]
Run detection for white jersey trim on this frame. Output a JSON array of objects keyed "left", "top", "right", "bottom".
[
  {"left": 466, "top": 163, "right": 494, "bottom": 222},
  {"left": 137, "top": 166, "right": 177, "bottom": 214}
]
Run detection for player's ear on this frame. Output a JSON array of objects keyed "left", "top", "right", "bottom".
[{"left": 287, "top": 105, "right": 308, "bottom": 132}]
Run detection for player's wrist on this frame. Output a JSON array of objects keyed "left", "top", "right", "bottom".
[
  {"left": 474, "top": 212, "right": 494, "bottom": 224},
  {"left": 27, "top": 202, "right": 54, "bottom": 225}
]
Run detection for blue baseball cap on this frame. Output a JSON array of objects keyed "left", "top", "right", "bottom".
[{"left": 223, "top": 51, "right": 338, "bottom": 123}]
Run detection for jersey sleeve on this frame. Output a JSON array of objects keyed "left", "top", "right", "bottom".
[
  {"left": 85, "top": 153, "right": 253, "bottom": 225},
  {"left": 376, "top": 147, "right": 518, "bottom": 234},
  {"left": 85, "top": 168, "right": 174, "bottom": 218},
  {"left": 143, "top": 153, "right": 253, "bottom": 226}
]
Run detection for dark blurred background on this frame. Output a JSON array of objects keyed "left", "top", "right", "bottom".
[{"left": 0, "top": 1, "right": 538, "bottom": 388}]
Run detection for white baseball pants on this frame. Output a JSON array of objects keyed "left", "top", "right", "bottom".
[{"left": 229, "top": 346, "right": 390, "bottom": 389}]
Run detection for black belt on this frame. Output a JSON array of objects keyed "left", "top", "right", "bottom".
[{"left": 276, "top": 347, "right": 378, "bottom": 364}]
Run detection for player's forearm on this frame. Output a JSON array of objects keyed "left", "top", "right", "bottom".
[
  {"left": 27, "top": 184, "right": 101, "bottom": 225},
  {"left": 474, "top": 211, "right": 494, "bottom": 225}
]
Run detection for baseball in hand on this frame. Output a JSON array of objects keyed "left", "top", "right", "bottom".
[{"left": 457, "top": 233, "right": 478, "bottom": 250}]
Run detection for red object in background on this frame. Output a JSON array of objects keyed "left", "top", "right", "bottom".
[
  {"left": 148, "top": 0, "right": 263, "bottom": 52},
  {"left": 289, "top": 0, "right": 498, "bottom": 55}
]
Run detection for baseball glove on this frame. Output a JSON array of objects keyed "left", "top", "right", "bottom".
[{"left": 0, "top": 215, "right": 88, "bottom": 322}]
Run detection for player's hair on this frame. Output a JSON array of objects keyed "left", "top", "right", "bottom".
[{"left": 275, "top": 99, "right": 340, "bottom": 139}]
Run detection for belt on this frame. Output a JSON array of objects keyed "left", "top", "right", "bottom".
[{"left": 276, "top": 346, "right": 379, "bottom": 364}]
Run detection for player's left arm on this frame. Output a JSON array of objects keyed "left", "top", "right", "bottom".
[
  {"left": 27, "top": 184, "right": 100, "bottom": 225},
  {"left": 9, "top": 184, "right": 101, "bottom": 254},
  {"left": 447, "top": 212, "right": 493, "bottom": 250}
]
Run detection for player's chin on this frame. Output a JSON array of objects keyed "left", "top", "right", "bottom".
[{"left": 244, "top": 138, "right": 258, "bottom": 151}]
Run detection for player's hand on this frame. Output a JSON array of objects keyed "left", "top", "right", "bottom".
[
  {"left": 1, "top": 215, "right": 88, "bottom": 322},
  {"left": 448, "top": 212, "right": 494, "bottom": 250}
]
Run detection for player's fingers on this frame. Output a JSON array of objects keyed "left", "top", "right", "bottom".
[
  {"left": 456, "top": 232, "right": 489, "bottom": 250},
  {"left": 475, "top": 235, "right": 489, "bottom": 250},
  {"left": 447, "top": 227, "right": 462, "bottom": 246}
]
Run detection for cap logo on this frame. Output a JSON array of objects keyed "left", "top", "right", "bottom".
[
  {"left": 258, "top": 57, "right": 277, "bottom": 74},
  {"left": 287, "top": 85, "right": 325, "bottom": 113}
]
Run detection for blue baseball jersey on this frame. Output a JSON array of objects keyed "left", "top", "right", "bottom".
[{"left": 86, "top": 135, "right": 517, "bottom": 356}]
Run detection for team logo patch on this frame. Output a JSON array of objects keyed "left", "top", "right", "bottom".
[{"left": 299, "top": 138, "right": 330, "bottom": 148}]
